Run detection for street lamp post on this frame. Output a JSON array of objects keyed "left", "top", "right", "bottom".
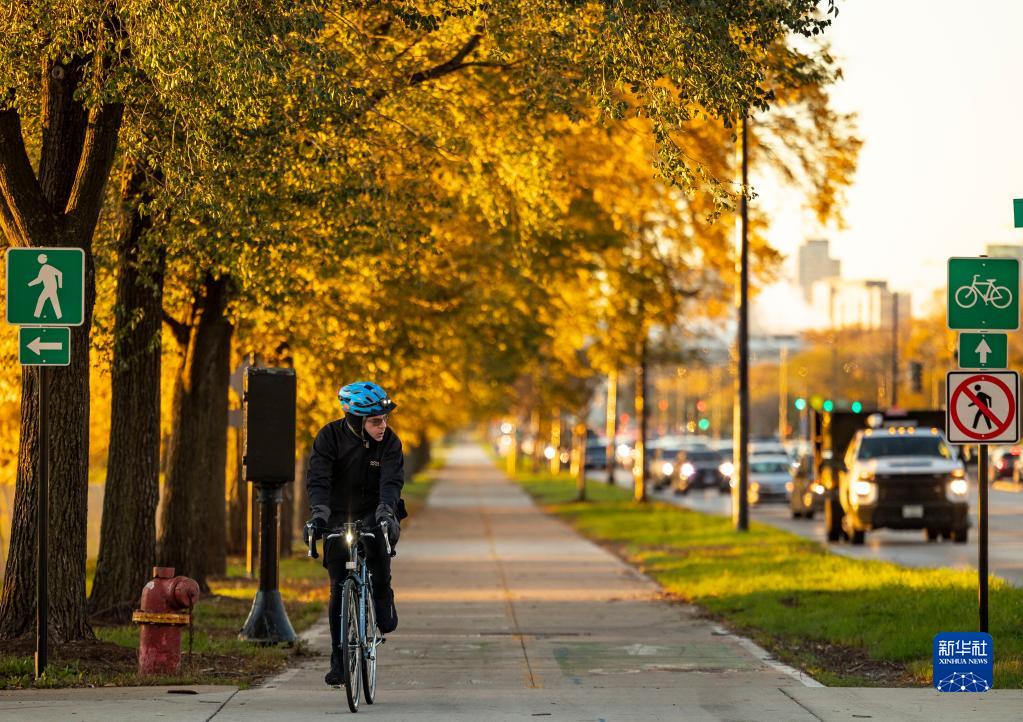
[{"left": 732, "top": 116, "right": 751, "bottom": 532}]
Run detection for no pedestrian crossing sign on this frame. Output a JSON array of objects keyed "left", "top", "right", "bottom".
[
  {"left": 945, "top": 371, "right": 1020, "bottom": 444},
  {"left": 18, "top": 327, "right": 70, "bottom": 366},
  {"left": 958, "top": 332, "right": 1008, "bottom": 369},
  {"left": 947, "top": 257, "right": 1020, "bottom": 331},
  {"left": 5, "top": 247, "right": 85, "bottom": 326}
]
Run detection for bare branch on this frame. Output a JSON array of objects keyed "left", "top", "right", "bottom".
[
  {"left": 0, "top": 106, "right": 56, "bottom": 245},
  {"left": 66, "top": 101, "right": 124, "bottom": 241},
  {"left": 162, "top": 309, "right": 190, "bottom": 347}
]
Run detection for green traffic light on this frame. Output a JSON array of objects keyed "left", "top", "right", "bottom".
[
  {"left": 794, "top": 398, "right": 807, "bottom": 411},
  {"left": 851, "top": 401, "right": 863, "bottom": 413},
  {"left": 698, "top": 418, "right": 710, "bottom": 431},
  {"left": 823, "top": 399, "right": 834, "bottom": 412}
]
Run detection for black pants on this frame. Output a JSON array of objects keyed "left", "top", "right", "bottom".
[{"left": 324, "top": 516, "right": 397, "bottom": 667}]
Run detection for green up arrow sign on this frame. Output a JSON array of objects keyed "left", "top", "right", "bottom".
[
  {"left": 947, "top": 257, "right": 1020, "bottom": 331},
  {"left": 959, "top": 332, "right": 1008, "bottom": 369}
]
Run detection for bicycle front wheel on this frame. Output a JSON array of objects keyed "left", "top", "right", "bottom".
[
  {"left": 340, "top": 578, "right": 362, "bottom": 712},
  {"left": 991, "top": 285, "right": 1013, "bottom": 309},
  {"left": 361, "top": 587, "right": 379, "bottom": 704}
]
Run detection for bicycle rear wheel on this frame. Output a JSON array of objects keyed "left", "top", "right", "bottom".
[
  {"left": 361, "top": 586, "right": 379, "bottom": 704},
  {"left": 340, "top": 578, "right": 362, "bottom": 712}
]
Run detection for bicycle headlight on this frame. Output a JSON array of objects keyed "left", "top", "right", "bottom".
[{"left": 345, "top": 531, "right": 354, "bottom": 545}]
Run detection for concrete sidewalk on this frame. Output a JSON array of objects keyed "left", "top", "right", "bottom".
[{"left": 3, "top": 442, "right": 1021, "bottom": 720}]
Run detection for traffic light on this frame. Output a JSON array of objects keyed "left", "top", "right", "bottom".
[
  {"left": 794, "top": 397, "right": 807, "bottom": 411},
  {"left": 698, "top": 418, "right": 710, "bottom": 431},
  {"left": 822, "top": 399, "right": 834, "bottom": 412},
  {"left": 851, "top": 401, "right": 863, "bottom": 413},
  {"left": 909, "top": 361, "right": 923, "bottom": 393},
  {"left": 696, "top": 399, "right": 708, "bottom": 412}
]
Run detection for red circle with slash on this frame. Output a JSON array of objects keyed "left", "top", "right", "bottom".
[{"left": 949, "top": 373, "right": 1016, "bottom": 441}]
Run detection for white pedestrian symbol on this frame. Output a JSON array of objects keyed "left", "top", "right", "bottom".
[{"left": 28, "top": 253, "right": 62, "bottom": 320}]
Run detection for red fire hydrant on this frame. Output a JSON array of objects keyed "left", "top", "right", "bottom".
[{"left": 131, "top": 567, "right": 200, "bottom": 675}]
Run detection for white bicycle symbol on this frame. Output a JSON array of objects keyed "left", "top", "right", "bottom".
[{"left": 954, "top": 274, "right": 1013, "bottom": 309}]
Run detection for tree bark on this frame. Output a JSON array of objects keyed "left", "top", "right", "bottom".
[
  {"left": 157, "top": 274, "right": 233, "bottom": 590},
  {"left": 225, "top": 423, "right": 247, "bottom": 556},
  {"left": 88, "top": 164, "right": 164, "bottom": 623},
  {"left": 0, "top": 58, "right": 122, "bottom": 641}
]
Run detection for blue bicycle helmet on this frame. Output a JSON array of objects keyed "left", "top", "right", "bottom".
[{"left": 338, "top": 381, "right": 397, "bottom": 416}]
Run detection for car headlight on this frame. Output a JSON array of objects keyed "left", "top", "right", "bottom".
[
  {"left": 681, "top": 462, "right": 695, "bottom": 478},
  {"left": 949, "top": 478, "right": 969, "bottom": 497},
  {"left": 811, "top": 483, "right": 825, "bottom": 495},
  {"left": 850, "top": 479, "right": 877, "bottom": 506},
  {"left": 661, "top": 462, "right": 674, "bottom": 476},
  {"left": 719, "top": 461, "right": 735, "bottom": 477}
]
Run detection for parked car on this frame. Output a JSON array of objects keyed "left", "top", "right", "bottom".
[
  {"left": 992, "top": 446, "right": 1022, "bottom": 481},
  {"left": 584, "top": 437, "right": 609, "bottom": 469},
  {"left": 672, "top": 448, "right": 725, "bottom": 494},
  {"left": 744, "top": 454, "right": 793, "bottom": 505},
  {"left": 789, "top": 450, "right": 825, "bottom": 519}
]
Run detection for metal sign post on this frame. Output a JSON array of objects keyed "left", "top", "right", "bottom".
[
  {"left": 35, "top": 367, "right": 48, "bottom": 678},
  {"left": 947, "top": 246, "right": 1022, "bottom": 634},
  {"left": 5, "top": 248, "right": 84, "bottom": 679}
]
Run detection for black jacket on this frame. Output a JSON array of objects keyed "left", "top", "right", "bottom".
[{"left": 307, "top": 419, "right": 405, "bottom": 525}]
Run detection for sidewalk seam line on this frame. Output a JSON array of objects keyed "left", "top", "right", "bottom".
[
  {"left": 204, "top": 688, "right": 239, "bottom": 721},
  {"left": 477, "top": 492, "right": 541, "bottom": 690},
  {"left": 778, "top": 686, "right": 824, "bottom": 721}
]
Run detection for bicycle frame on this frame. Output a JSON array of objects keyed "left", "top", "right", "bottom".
[{"left": 329, "top": 523, "right": 375, "bottom": 660}]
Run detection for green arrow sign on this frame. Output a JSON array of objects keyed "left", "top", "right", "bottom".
[
  {"left": 959, "top": 332, "right": 1008, "bottom": 369},
  {"left": 5, "top": 247, "right": 85, "bottom": 327},
  {"left": 947, "top": 257, "right": 1020, "bottom": 331},
  {"left": 19, "top": 327, "right": 70, "bottom": 366}
]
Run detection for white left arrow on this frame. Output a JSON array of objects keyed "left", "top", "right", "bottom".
[
  {"left": 27, "top": 336, "right": 62, "bottom": 355},
  {"left": 976, "top": 337, "right": 993, "bottom": 364}
]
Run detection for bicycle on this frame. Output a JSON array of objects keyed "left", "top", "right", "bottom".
[
  {"left": 306, "top": 520, "right": 395, "bottom": 713},
  {"left": 954, "top": 274, "right": 1013, "bottom": 309}
]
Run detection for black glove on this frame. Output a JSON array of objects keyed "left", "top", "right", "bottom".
[
  {"left": 304, "top": 516, "right": 328, "bottom": 544},
  {"left": 375, "top": 502, "right": 400, "bottom": 546}
]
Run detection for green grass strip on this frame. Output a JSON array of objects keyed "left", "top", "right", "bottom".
[{"left": 516, "top": 471, "right": 1023, "bottom": 688}]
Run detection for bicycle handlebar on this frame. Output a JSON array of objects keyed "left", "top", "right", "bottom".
[{"left": 304, "top": 521, "right": 397, "bottom": 560}]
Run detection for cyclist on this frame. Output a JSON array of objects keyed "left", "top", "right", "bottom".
[{"left": 305, "top": 381, "right": 405, "bottom": 686}]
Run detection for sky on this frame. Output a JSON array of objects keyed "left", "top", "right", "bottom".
[{"left": 758, "top": 0, "right": 1023, "bottom": 327}]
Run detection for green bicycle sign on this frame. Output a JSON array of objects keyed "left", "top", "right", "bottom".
[{"left": 947, "top": 257, "right": 1020, "bottom": 331}]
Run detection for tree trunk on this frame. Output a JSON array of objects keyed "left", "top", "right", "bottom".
[
  {"left": 0, "top": 57, "right": 122, "bottom": 641},
  {"left": 225, "top": 423, "right": 247, "bottom": 555},
  {"left": 88, "top": 165, "right": 164, "bottom": 623},
  {"left": 293, "top": 443, "right": 310, "bottom": 544},
  {"left": 279, "top": 480, "right": 294, "bottom": 558},
  {"left": 157, "top": 274, "right": 233, "bottom": 590}
]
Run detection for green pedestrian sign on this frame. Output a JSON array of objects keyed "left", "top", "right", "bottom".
[
  {"left": 5, "top": 247, "right": 85, "bottom": 326},
  {"left": 947, "top": 257, "right": 1020, "bottom": 331},
  {"left": 959, "top": 332, "right": 1008, "bottom": 369},
  {"left": 18, "top": 327, "right": 70, "bottom": 366}
]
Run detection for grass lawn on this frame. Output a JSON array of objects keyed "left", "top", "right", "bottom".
[
  {"left": 0, "top": 460, "right": 440, "bottom": 690},
  {"left": 516, "top": 471, "right": 1023, "bottom": 688}
]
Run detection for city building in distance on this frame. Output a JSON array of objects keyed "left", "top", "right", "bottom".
[{"left": 797, "top": 239, "right": 841, "bottom": 303}]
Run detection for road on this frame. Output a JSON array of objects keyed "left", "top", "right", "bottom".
[{"left": 588, "top": 468, "right": 1023, "bottom": 586}]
